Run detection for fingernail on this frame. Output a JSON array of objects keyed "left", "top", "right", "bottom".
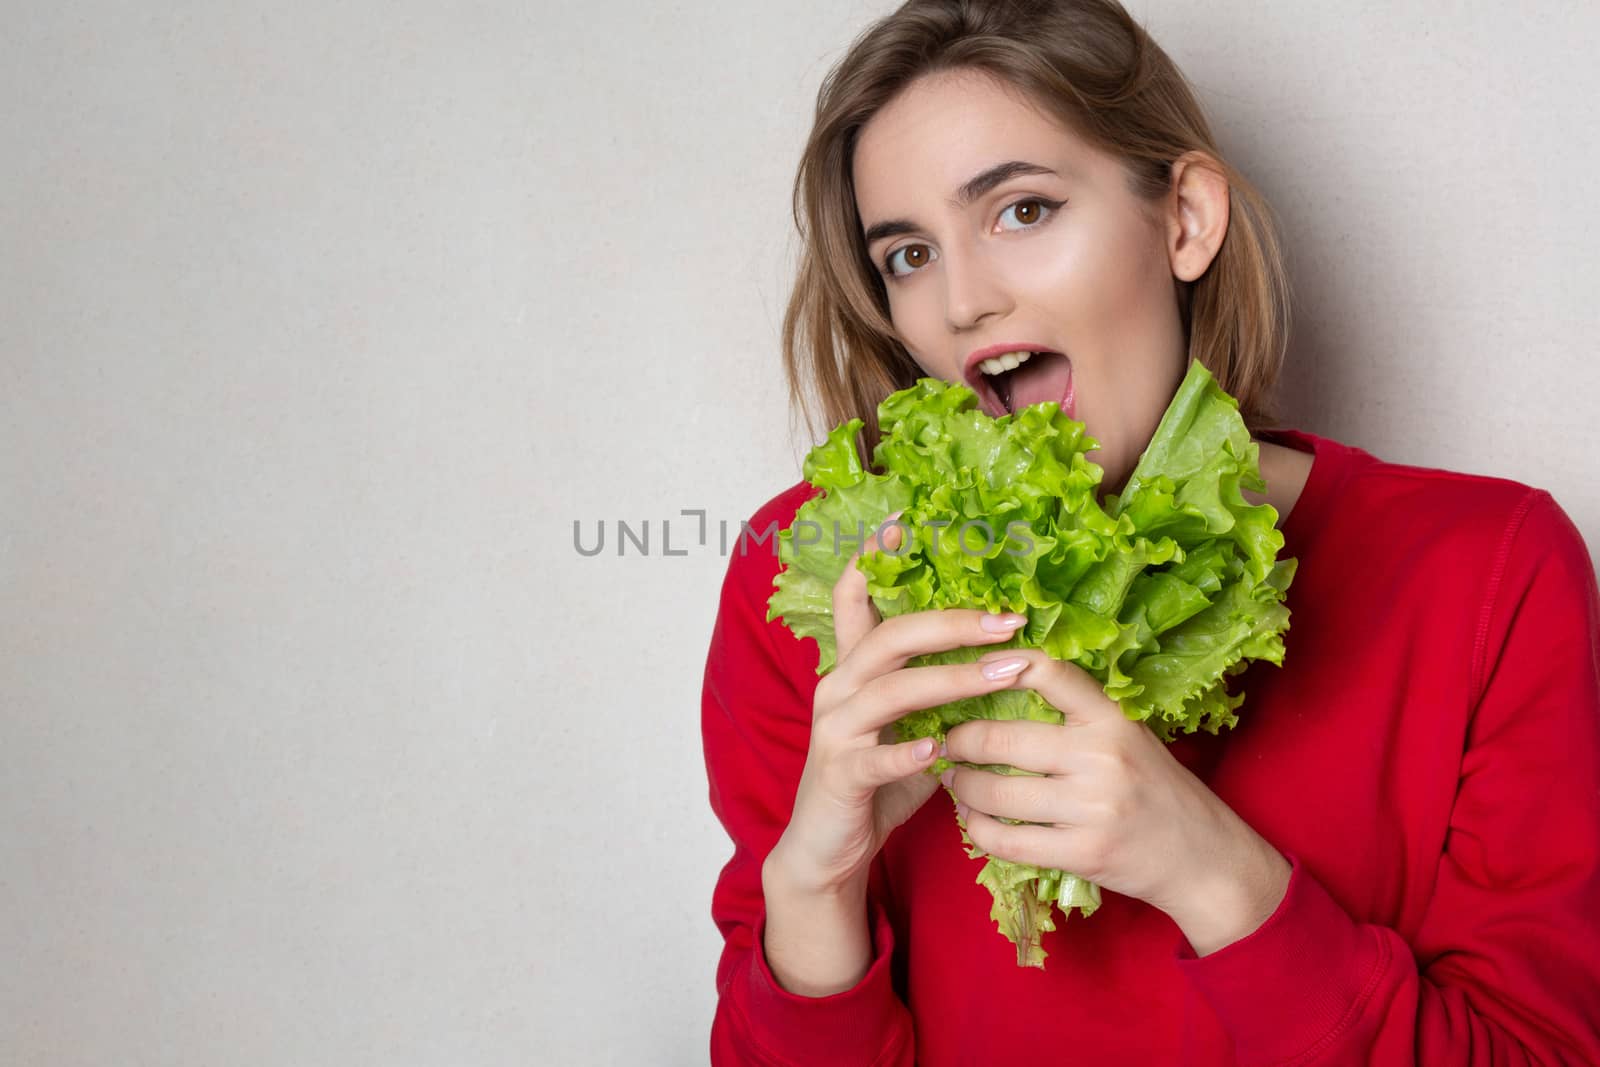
[
  {"left": 956, "top": 802, "right": 970, "bottom": 822},
  {"left": 937, "top": 740, "right": 948, "bottom": 758},
  {"left": 980, "top": 612, "right": 1027, "bottom": 633},
  {"left": 981, "top": 655, "right": 1028, "bottom": 680},
  {"left": 875, "top": 512, "right": 904, "bottom": 548},
  {"left": 939, "top": 768, "right": 954, "bottom": 789},
  {"left": 913, "top": 737, "right": 934, "bottom": 760}
]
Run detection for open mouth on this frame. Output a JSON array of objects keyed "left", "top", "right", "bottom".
[{"left": 966, "top": 350, "right": 1075, "bottom": 420}]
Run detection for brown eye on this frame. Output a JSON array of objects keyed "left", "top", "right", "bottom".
[
  {"left": 997, "top": 197, "right": 1060, "bottom": 232},
  {"left": 885, "top": 243, "right": 936, "bottom": 278}
]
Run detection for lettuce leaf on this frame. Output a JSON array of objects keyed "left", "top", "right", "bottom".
[{"left": 766, "top": 359, "right": 1296, "bottom": 968}]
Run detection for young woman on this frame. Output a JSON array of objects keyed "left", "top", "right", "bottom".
[{"left": 700, "top": 1, "right": 1600, "bottom": 1063}]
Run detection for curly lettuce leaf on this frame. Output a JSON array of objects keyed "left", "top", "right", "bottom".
[{"left": 766, "top": 359, "right": 1296, "bottom": 967}]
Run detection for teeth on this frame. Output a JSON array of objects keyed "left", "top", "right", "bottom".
[{"left": 979, "top": 350, "right": 1034, "bottom": 376}]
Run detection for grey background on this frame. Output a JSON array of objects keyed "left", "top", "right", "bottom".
[{"left": 3, "top": 1, "right": 1597, "bottom": 1065}]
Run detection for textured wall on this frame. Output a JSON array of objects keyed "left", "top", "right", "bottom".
[{"left": 2, "top": 2, "right": 1596, "bottom": 1064}]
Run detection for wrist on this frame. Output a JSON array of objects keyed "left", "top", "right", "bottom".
[
  {"left": 1168, "top": 832, "right": 1291, "bottom": 957},
  {"left": 760, "top": 842, "right": 875, "bottom": 997},
  {"left": 763, "top": 837, "right": 869, "bottom": 902}
]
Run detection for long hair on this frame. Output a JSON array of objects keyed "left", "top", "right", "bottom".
[{"left": 782, "top": 0, "right": 1292, "bottom": 464}]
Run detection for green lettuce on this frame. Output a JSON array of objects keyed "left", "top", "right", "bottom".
[{"left": 766, "top": 358, "right": 1297, "bottom": 968}]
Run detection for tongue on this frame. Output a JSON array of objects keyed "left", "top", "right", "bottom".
[{"left": 1007, "top": 351, "right": 1072, "bottom": 413}]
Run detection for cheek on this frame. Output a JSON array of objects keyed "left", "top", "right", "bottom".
[
  {"left": 1008, "top": 225, "right": 1144, "bottom": 317},
  {"left": 886, "top": 289, "right": 941, "bottom": 370}
]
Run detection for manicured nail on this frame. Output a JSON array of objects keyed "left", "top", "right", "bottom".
[
  {"left": 877, "top": 511, "right": 905, "bottom": 549},
  {"left": 913, "top": 737, "right": 934, "bottom": 760},
  {"left": 956, "top": 802, "right": 970, "bottom": 822},
  {"left": 980, "top": 612, "right": 1026, "bottom": 633},
  {"left": 981, "top": 655, "right": 1028, "bottom": 680}
]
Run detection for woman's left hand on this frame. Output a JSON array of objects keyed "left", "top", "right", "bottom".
[{"left": 942, "top": 648, "right": 1293, "bottom": 956}]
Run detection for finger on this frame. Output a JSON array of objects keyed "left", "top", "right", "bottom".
[
  {"left": 830, "top": 608, "right": 1028, "bottom": 698},
  {"left": 835, "top": 659, "right": 1042, "bottom": 740},
  {"left": 973, "top": 648, "right": 1126, "bottom": 727},
  {"left": 831, "top": 511, "right": 904, "bottom": 667},
  {"left": 958, "top": 805, "right": 1072, "bottom": 870},
  {"left": 944, "top": 763, "right": 1073, "bottom": 825},
  {"left": 837, "top": 735, "right": 940, "bottom": 798},
  {"left": 943, "top": 718, "right": 1081, "bottom": 776}
]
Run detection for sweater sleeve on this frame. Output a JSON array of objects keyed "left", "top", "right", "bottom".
[
  {"left": 1173, "top": 488, "right": 1600, "bottom": 1065},
  {"left": 701, "top": 505, "right": 917, "bottom": 1066}
]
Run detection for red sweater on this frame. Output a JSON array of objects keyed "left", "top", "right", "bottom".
[{"left": 701, "top": 428, "right": 1600, "bottom": 1065}]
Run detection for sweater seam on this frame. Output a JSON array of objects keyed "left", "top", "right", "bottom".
[
  {"left": 1282, "top": 928, "right": 1393, "bottom": 1066},
  {"left": 728, "top": 992, "right": 793, "bottom": 1067},
  {"left": 727, "top": 967, "right": 912, "bottom": 1067},
  {"left": 1468, "top": 489, "right": 1543, "bottom": 706},
  {"left": 868, "top": 1028, "right": 913, "bottom": 1067}
]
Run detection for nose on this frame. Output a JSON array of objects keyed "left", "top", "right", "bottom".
[{"left": 941, "top": 243, "right": 1010, "bottom": 333}]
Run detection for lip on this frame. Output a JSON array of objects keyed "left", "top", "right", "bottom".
[
  {"left": 962, "top": 342, "right": 1064, "bottom": 382},
  {"left": 961, "top": 343, "right": 1072, "bottom": 419}
]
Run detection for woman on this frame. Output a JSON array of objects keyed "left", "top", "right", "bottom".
[{"left": 700, "top": 1, "right": 1600, "bottom": 1062}]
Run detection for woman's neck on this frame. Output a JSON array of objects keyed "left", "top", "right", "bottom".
[{"left": 1246, "top": 439, "right": 1314, "bottom": 525}]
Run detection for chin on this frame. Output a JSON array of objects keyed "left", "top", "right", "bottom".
[{"left": 1092, "top": 451, "right": 1133, "bottom": 498}]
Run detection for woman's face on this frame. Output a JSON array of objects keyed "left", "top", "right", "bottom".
[{"left": 852, "top": 68, "right": 1224, "bottom": 496}]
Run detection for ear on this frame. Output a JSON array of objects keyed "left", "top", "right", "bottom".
[{"left": 1164, "top": 151, "right": 1231, "bottom": 283}]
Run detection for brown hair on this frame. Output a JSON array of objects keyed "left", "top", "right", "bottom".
[{"left": 781, "top": 0, "right": 1291, "bottom": 465}]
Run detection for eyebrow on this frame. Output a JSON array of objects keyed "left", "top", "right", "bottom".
[{"left": 861, "top": 160, "right": 1060, "bottom": 247}]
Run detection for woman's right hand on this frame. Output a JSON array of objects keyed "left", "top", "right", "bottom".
[{"left": 764, "top": 515, "right": 1031, "bottom": 898}]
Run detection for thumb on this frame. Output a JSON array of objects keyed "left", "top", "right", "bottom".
[
  {"left": 856, "top": 734, "right": 939, "bottom": 790},
  {"left": 873, "top": 739, "right": 943, "bottom": 830},
  {"left": 832, "top": 510, "right": 906, "bottom": 667}
]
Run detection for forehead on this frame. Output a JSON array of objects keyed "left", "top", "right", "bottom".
[{"left": 852, "top": 69, "right": 1101, "bottom": 221}]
